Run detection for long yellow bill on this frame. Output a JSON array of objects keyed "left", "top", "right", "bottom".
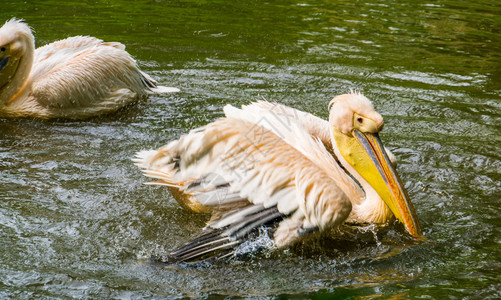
[{"left": 353, "top": 129, "right": 423, "bottom": 239}]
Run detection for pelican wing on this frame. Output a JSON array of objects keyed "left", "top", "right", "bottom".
[
  {"left": 224, "top": 100, "right": 332, "bottom": 147},
  {"left": 135, "top": 117, "right": 353, "bottom": 262},
  {"left": 223, "top": 102, "right": 365, "bottom": 202},
  {"left": 29, "top": 36, "right": 150, "bottom": 117}
]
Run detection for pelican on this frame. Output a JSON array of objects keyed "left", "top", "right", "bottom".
[
  {"left": 0, "top": 19, "right": 179, "bottom": 119},
  {"left": 134, "top": 92, "right": 423, "bottom": 263}
]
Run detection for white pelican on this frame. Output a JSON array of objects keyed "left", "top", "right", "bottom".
[
  {"left": 134, "top": 92, "right": 423, "bottom": 263},
  {"left": 0, "top": 19, "right": 179, "bottom": 119}
]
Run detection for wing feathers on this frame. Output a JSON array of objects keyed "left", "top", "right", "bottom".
[
  {"left": 164, "top": 204, "right": 286, "bottom": 263},
  {"left": 136, "top": 109, "right": 354, "bottom": 262}
]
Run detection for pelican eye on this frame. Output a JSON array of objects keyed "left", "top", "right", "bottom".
[
  {"left": 0, "top": 47, "right": 5, "bottom": 52},
  {"left": 357, "top": 117, "right": 363, "bottom": 123}
]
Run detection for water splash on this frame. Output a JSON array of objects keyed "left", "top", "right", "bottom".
[{"left": 233, "top": 227, "right": 277, "bottom": 258}]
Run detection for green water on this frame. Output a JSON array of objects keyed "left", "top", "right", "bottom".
[{"left": 1, "top": 0, "right": 500, "bottom": 298}]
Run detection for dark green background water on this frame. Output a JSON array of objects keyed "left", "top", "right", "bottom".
[{"left": 1, "top": 0, "right": 500, "bottom": 298}]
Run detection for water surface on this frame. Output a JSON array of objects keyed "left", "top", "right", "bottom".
[{"left": 1, "top": 0, "right": 500, "bottom": 298}]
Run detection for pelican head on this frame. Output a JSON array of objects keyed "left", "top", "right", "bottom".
[
  {"left": 0, "top": 19, "right": 34, "bottom": 105},
  {"left": 329, "top": 92, "right": 423, "bottom": 239}
]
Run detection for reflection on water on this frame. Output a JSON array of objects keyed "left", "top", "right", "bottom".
[{"left": 0, "top": 0, "right": 500, "bottom": 298}]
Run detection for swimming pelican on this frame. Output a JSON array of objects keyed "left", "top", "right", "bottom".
[
  {"left": 0, "top": 19, "right": 179, "bottom": 119},
  {"left": 134, "top": 92, "right": 423, "bottom": 263}
]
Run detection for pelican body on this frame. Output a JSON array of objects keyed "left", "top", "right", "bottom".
[
  {"left": 134, "top": 93, "right": 423, "bottom": 263},
  {"left": 0, "top": 19, "right": 179, "bottom": 119}
]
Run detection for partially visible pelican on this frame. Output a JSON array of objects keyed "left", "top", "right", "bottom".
[
  {"left": 0, "top": 19, "right": 179, "bottom": 119},
  {"left": 134, "top": 92, "right": 423, "bottom": 263}
]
